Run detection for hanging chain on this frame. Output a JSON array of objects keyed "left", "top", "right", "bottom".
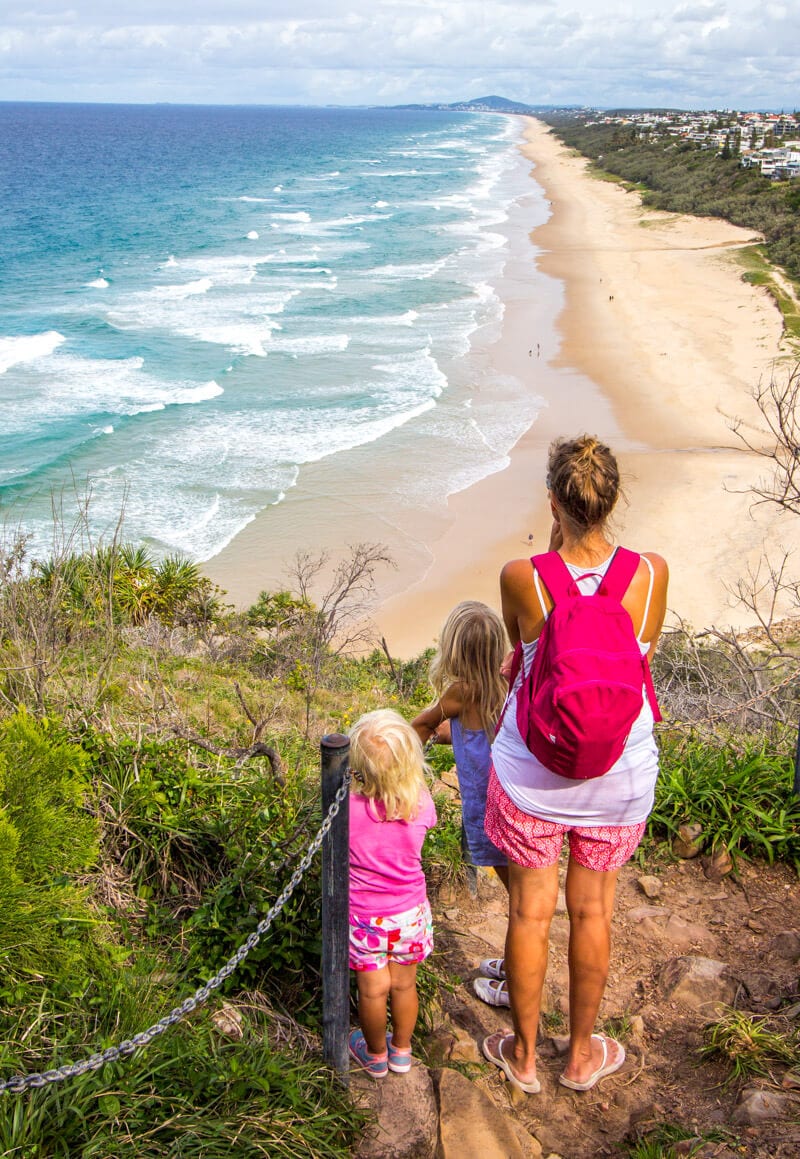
[{"left": 0, "top": 774, "right": 350, "bottom": 1095}]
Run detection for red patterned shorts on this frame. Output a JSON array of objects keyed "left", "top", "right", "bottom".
[{"left": 485, "top": 766, "right": 646, "bottom": 872}]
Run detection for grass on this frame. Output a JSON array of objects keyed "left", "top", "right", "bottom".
[
  {"left": 623, "top": 1124, "right": 737, "bottom": 1159},
  {"left": 734, "top": 244, "right": 800, "bottom": 343},
  {"left": 649, "top": 736, "right": 800, "bottom": 872},
  {"left": 700, "top": 1009, "right": 799, "bottom": 1084}
]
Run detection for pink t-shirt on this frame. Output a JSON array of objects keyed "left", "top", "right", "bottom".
[{"left": 349, "top": 789, "right": 437, "bottom": 915}]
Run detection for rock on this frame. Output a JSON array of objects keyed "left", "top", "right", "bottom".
[
  {"left": 425, "top": 1029, "right": 456, "bottom": 1067},
  {"left": 782, "top": 1071, "right": 800, "bottom": 1090},
  {"left": 508, "top": 1082, "right": 529, "bottom": 1108},
  {"left": 672, "top": 1137, "right": 703, "bottom": 1156},
  {"left": 659, "top": 956, "right": 740, "bottom": 1013},
  {"left": 448, "top": 1025, "right": 481, "bottom": 1064},
  {"left": 440, "top": 767, "right": 460, "bottom": 792},
  {"left": 701, "top": 847, "right": 733, "bottom": 881},
  {"left": 664, "top": 914, "right": 717, "bottom": 953},
  {"left": 211, "top": 1002, "right": 243, "bottom": 1040},
  {"left": 434, "top": 1067, "right": 538, "bottom": 1157},
  {"left": 509, "top": 1120, "right": 544, "bottom": 1159},
  {"left": 770, "top": 930, "right": 800, "bottom": 961},
  {"left": 637, "top": 874, "right": 662, "bottom": 898},
  {"left": 672, "top": 822, "right": 704, "bottom": 859},
  {"left": 549, "top": 1034, "right": 571, "bottom": 1054},
  {"left": 628, "top": 1015, "right": 646, "bottom": 1043},
  {"left": 628, "top": 904, "right": 668, "bottom": 922},
  {"left": 468, "top": 914, "right": 508, "bottom": 951},
  {"left": 746, "top": 918, "right": 767, "bottom": 933},
  {"left": 353, "top": 1063, "right": 438, "bottom": 1159},
  {"left": 731, "top": 1087, "right": 795, "bottom": 1126}
]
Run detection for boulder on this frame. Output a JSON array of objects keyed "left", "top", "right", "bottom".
[
  {"left": 433, "top": 1067, "right": 542, "bottom": 1158},
  {"left": 672, "top": 823, "right": 704, "bottom": 859},
  {"left": 731, "top": 1086, "right": 796, "bottom": 1126},
  {"left": 701, "top": 847, "right": 733, "bottom": 881},
  {"left": 663, "top": 914, "right": 717, "bottom": 954},
  {"left": 353, "top": 1064, "right": 438, "bottom": 1159},
  {"left": 658, "top": 956, "right": 740, "bottom": 1013},
  {"left": 770, "top": 930, "right": 800, "bottom": 962},
  {"left": 637, "top": 875, "right": 663, "bottom": 899}
]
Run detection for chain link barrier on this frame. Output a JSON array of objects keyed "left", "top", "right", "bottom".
[{"left": 0, "top": 775, "right": 350, "bottom": 1096}]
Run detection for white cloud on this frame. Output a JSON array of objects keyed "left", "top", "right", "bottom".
[{"left": 0, "top": 1, "right": 797, "bottom": 108}]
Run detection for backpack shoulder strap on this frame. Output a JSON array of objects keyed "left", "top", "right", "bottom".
[
  {"left": 600, "top": 546, "right": 640, "bottom": 600},
  {"left": 531, "top": 551, "right": 573, "bottom": 604}
]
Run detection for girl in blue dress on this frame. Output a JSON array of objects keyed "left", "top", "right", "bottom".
[{"left": 413, "top": 601, "right": 511, "bottom": 1004}]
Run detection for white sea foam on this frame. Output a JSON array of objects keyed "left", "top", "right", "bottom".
[
  {"left": 271, "top": 334, "right": 350, "bottom": 355},
  {"left": 86, "top": 277, "right": 109, "bottom": 289},
  {"left": 150, "top": 277, "right": 213, "bottom": 299},
  {"left": 246, "top": 230, "right": 259, "bottom": 240},
  {"left": 0, "top": 331, "right": 66, "bottom": 374},
  {"left": 272, "top": 211, "right": 312, "bottom": 222},
  {"left": 0, "top": 345, "right": 224, "bottom": 433}
]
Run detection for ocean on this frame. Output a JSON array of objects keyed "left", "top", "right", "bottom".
[{"left": 0, "top": 103, "right": 547, "bottom": 569}]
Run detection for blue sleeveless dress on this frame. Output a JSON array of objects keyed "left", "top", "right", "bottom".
[{"left": 450, "top": 717, "right": 508, "bottom": 867}]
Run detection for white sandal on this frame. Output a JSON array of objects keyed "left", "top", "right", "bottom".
[
  {"left": 479, "top": 957, "right": 506, "bottom": 980},
  {"left": 473, "top": 976, "right": 510, "bottom": 1007}
]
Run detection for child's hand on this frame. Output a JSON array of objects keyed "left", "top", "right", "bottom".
[
  {"left": 430, "top": 718, "right": 452, "bottom": 746},
  {"left": 500, "top": 650, "right": 515, "bottom": 681}
]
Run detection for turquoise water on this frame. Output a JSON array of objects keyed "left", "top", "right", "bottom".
[{"left": 0, "top": 103, "right": 536, "bottom": 560}]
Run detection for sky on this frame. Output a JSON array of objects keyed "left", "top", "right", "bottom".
[{"left": 1, "top": 1, "right": 798, "bottom": 111}]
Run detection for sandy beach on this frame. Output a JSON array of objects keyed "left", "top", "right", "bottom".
[{"left": 207, "top": 116, "right": 798, "bottom": 658}]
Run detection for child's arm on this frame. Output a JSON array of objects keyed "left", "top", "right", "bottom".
[{"left": 411, "top": 683, "right": 463, "bottom": 744}]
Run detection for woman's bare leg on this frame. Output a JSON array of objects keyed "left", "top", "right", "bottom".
[
  {"left": 561, "top": 859, "right": 623, "bottom": 1085},
  {"left": 503, "top": 861, "right": 559, "bottom": 1082}
]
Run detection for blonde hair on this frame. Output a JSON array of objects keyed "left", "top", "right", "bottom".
[
  {"left": 348, "top": 709, "right": 429, "bottom": 822},
  {"left": 546, "top": 435, "right": 621, "bottom": 530},
  {"left": 429, "top": 601, "right": 508, "bottom": 739}
]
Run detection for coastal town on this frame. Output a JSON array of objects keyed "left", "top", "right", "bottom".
[{"left": 583, "top": 107, "right": 800, "bottom": 179}]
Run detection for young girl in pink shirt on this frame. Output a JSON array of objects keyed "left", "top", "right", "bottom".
[{"left": 347, "top": 709, "right": 437, "bottom": 1078}]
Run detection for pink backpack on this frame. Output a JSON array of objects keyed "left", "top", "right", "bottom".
[{"left": 501, "top": 548, "right": 661, "bottom": 780}]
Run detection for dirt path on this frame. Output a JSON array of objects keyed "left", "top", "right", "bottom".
[{"left": 428, "top": 849, "right": 800, "bottom": 1158}]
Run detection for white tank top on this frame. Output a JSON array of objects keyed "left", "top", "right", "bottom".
[{"left": 491, "top": 553, "right": 660, "bottom": 827}]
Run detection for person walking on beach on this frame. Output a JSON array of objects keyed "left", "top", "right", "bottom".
[
  {"left": 347, "top": 709, "right": 437, "bottom": 1078},
  {"left": 412, "top": 601, "right": 510, "bottom": 909},
  {"left": 481, "top": 435, "right": 668, "bottom": 1094}
]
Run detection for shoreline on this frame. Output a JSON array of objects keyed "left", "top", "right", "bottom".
[{"left": 207, "top": 116, "right": 797, "bottom": 658}]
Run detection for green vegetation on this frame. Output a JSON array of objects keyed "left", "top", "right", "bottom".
[
  {"left": 544, "top": 117, "right": 800, "bottom": 292},
  {"left": 1, "top": 477, "right": 799, "bottom": 1151},
  {"left": 648, "top": 736, "right": 800, "bottom": 871},
  {"left": 701, "top": 1009, "right": 799, "bottom": 1084},
  {"left": 622, "top": 1124, "right": 736, "bottom": 1159}
]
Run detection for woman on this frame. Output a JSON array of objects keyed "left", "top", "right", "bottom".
[{"left": 481, "top": 435, "right": 668, "bottom": 1094}]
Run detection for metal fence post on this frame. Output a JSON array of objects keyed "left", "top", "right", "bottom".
[{"left": 321, "top": 733, "right": 350, "bottom": 1083}]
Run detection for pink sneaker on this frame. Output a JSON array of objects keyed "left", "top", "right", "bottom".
[
  {"left": 386, "top": 1034, "right": 413, "bottom": 1073},
  {"left": 348, "top": 1029, "right": 388, "bottom": 1078}
]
